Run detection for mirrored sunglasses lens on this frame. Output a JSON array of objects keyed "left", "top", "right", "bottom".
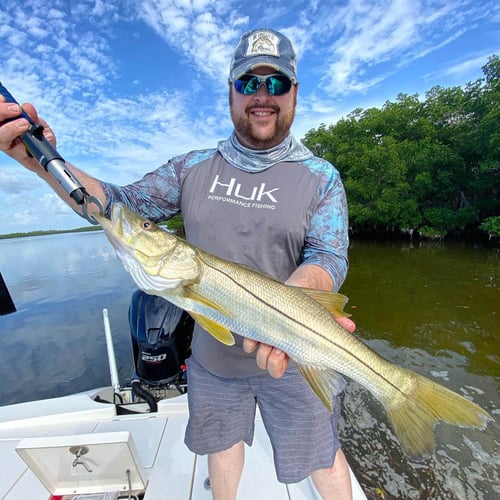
[
  {"left": 234, "top": 76, "right": 258, "bottom": 95},
  {"left": 267, "top": 76, "right": 292, "bottom": 95}
]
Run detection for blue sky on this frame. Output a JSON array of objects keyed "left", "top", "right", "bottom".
[{"left": 0, "top": 0, "right": 498, "bottom": 234}]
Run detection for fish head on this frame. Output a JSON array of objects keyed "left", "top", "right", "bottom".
[{"left": 94, "top": 203, "right": 200, "bottom": 294}]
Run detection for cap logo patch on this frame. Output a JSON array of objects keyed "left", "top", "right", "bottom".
[{"left": 245, "top": 31, "right": 280, "bottom": 58}]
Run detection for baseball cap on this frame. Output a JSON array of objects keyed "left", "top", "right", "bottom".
[{"left": 229, "top": 29, "right": 298, "bottom": 84}]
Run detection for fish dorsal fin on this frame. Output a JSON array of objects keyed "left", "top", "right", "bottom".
[
  {"left": 299, "top": 289, "right": 351, "bottom": 318},
  {"left": 189, "top": 312, "right": 235, "bottom": 346},
  {"left": 297, "top": 364, "right": 346, "bottom": 411}
]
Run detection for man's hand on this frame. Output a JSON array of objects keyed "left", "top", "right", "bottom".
[
  {"left": 335, "top": 315, "right": 357, "bottom": 334},
  {"left": 243, "top": 315, "right": 356, "bottom": 379},
  {"left": 243, "top": 339, "right": 289, "bottom": 379},
  {"left": 0, "top": 99, "right": 56, "bottom": 170}
]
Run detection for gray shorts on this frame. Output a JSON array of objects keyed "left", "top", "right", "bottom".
[{"left": 184, "top": 355, "right": 342, "bottom": 483}]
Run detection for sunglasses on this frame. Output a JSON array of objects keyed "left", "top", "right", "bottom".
[{"left": 233, "top": 73, "right": 293, "bottom": 96}]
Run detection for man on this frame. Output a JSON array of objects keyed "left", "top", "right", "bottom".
[{"left": 0, "top": 29, "right": 355, "bottom": 499}]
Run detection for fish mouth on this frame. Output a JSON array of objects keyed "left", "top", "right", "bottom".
[{"left": 94, "top": 203, "right": 133, "bottom": 252}]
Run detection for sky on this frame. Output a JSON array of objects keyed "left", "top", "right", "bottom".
[{"left": 0, "top": 0, "right": 499, "bottom": 234}]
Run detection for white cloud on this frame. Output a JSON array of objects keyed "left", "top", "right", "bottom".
[
  {"left": 134, "top": 0, "right": 247, "bottom": 82},
  {"left": 0, "top": 168, "right": 40, "bottom": 193},
  {"left": 423, "top": 52, "right": 499, "bottom": 82},
  {"left": 0, "top": 186, "right": 82, "bottom": 233}
]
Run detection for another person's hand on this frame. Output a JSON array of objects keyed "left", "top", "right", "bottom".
[{"left": 243, "top": 316, "right": 356, "bottom": 379}]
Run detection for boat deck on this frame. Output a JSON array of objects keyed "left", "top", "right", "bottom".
[{"left": 0, "top": 391, "right": 366, "bottom": 499}]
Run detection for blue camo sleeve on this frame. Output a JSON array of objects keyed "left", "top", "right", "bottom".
[
  {"left": 102, "top": 160, "right": 181, "bottom": 222},
  {"left": 301, "top": 159, "right": 349, "bottom": 292},
  {"left": 101, "top": 149, "right": 217, "bottom": 221}
]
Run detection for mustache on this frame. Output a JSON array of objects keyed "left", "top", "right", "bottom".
[{"left": 246, "top": 103, "right": 280, "bottom": 113}]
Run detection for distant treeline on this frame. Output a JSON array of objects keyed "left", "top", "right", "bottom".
[
  {"left": 0, "top": 225, "right": 102, "bottom": 240},
  {"left": 302, "top": 55, "right": 500, "bottom": 240},
  {"left": 0, "top": 215, "right": 184, "bottom": 240}
]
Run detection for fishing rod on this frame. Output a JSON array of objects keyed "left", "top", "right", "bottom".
[{"left": 0, "top": 82, "right": 103, "bottom": 224}]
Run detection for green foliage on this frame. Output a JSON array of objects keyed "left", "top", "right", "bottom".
[
  {"left": 479, "top": 216, "right": 500, "bottom": 238},
  {"left": 164, "top": 213, "right": 186, "bottom": 237},
  {"left": 303, "top": 55, "right": 500, "bottom": 239}
]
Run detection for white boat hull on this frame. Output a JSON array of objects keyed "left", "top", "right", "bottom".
[{"left": 0, "top": 388, "right": 366, "bottom": 499}]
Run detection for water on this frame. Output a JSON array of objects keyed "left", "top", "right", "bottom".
[
  {"left": 341, "top": 240, "right": 499, "bottom": 499},
  {"left": 0, "top": 232, "right": 137, "bottom": 404},
  {"left": 0, "top": 233, "right": 498, "bottom": 499}
]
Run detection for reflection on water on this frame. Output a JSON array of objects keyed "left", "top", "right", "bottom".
[{"left": 0, "top": 233, "right": 498, "bottom": 499}]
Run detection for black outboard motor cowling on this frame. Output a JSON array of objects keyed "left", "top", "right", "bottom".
[{"left": 129, "top": 290, "right": 194, "bottom": 386}]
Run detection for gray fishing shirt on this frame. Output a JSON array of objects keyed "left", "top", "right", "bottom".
[{"left": 102, "top": 135, "right": 349, "bottom": 377}]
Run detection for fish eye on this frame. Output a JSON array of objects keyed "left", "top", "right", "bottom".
[{"left": 142, "top": 221, "right": 152, "bottom": 230}]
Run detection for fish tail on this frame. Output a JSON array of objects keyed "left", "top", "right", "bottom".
[{"left": 384, "top": 370, "right": 493, "bottom": 457}]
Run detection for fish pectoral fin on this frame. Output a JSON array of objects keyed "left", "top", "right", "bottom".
[
  {"left": 183, "top": 287, "right": 235, "bottom": 346},
  {"left": 297, "top": 364, "right": 346, "bottom": 412},
  {"left": 184, "top": 287, "right": 227, "bottom": 313},
  {"left": 190, "top": 312, "right": 235, "bottom": 346},
  {"left": 299, "top": 289, "right": 351, "bottom": 318}
]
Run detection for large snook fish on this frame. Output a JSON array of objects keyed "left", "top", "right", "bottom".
[{"left": 95, "top": 203, "right": 492, "bottom": 457}]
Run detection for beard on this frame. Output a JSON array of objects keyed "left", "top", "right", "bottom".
[{"left": 229, "top": 91, "right": 296, "bottom": 150}]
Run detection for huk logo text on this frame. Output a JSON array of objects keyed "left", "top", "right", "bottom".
[{"left": 209, "top": 175, "right": 279, "bottom": 203}]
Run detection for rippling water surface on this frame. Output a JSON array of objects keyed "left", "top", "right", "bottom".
[{"left": 0, "top": 233, "right": 498, "bottom": 499}]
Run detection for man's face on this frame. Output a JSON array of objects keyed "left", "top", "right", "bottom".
[{"left": 229, "top": 67, "right": 298, "bottom": 150}]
